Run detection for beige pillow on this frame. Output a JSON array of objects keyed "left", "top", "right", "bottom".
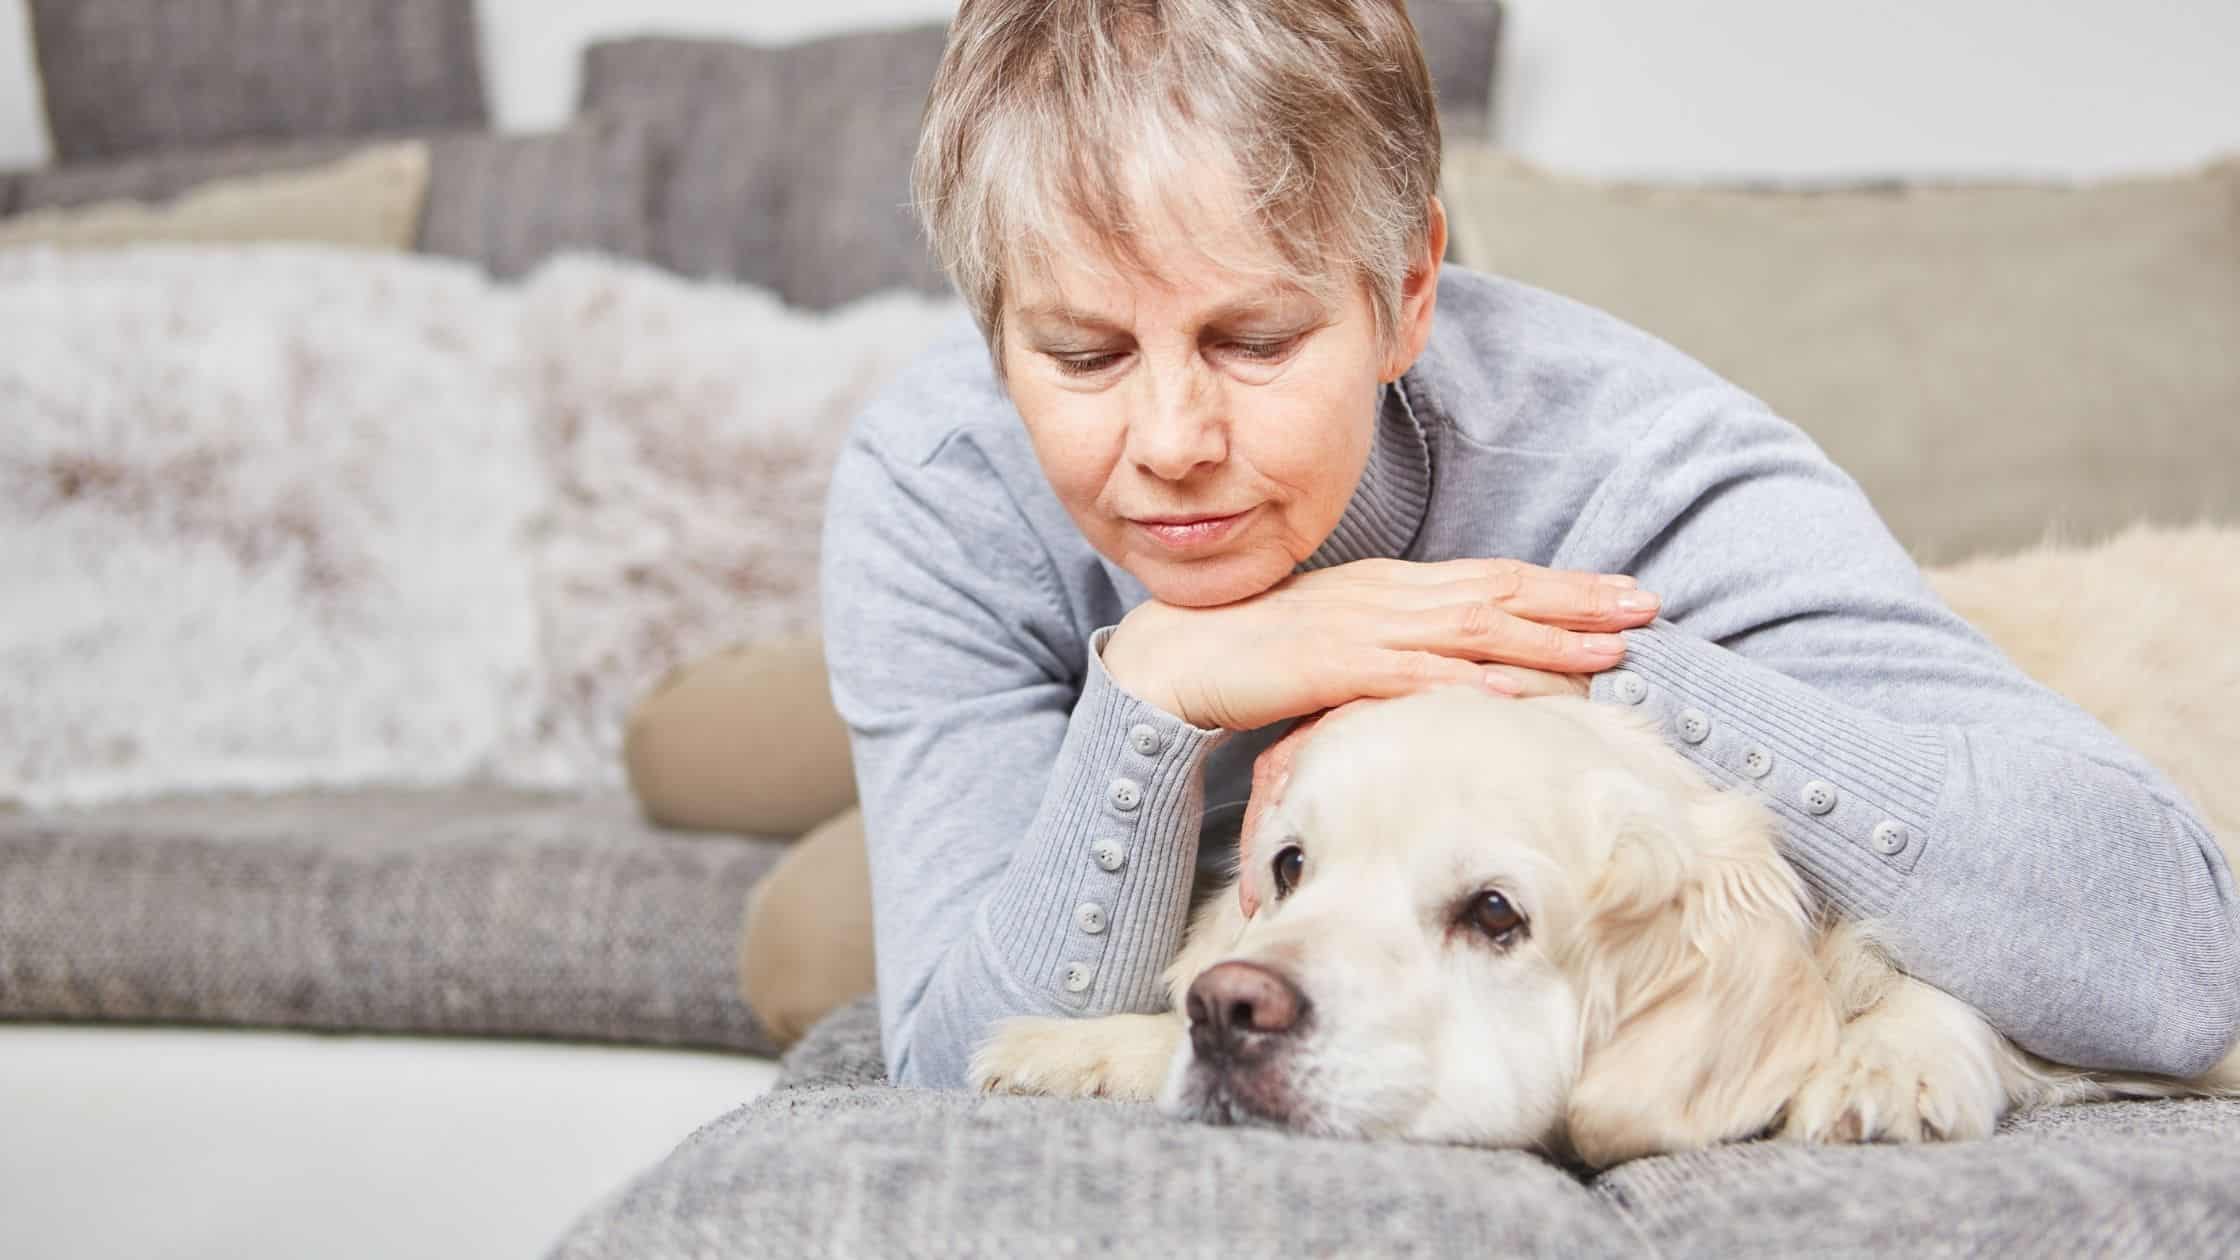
[
  {"left": 622, "top": 633, "right": 857, "bottom": 838},
  {"left": 1441, "top": 149, "right": 2240, "bottom": 564},
  {"left": 0, "top": 142, "right": 430, "bottom": 252}
]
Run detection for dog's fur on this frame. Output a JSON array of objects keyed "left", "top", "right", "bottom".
[{"left": 970, "top": 523, "right": 2240, "bottom": 1163}]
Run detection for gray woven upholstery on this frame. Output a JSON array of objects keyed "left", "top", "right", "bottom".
[
  {"left": 28, "top": 0, "right": 488, "bottom": 163},
  {"left": 551, "top": 994, "right": 2240, "bottom": 1258},
  {"left": 6, "top": 119, "right": 654, "bottom": 278},
  {"left": 1412, "top": 0, "right": 1505, "bottom": 146},
  {"left": 581, "top": 28, "right": 952, "bottom": 311},
  {"left": 0, "top": 789, "right": 783, "bottom": 1053}
]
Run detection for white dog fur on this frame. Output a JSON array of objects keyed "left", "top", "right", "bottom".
[{"left": 970, "top": 523, "right": 2240, "bottom": 1164}]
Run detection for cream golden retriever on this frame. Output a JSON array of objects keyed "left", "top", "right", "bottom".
[{"left": 969, "top": 523, "right": 2240, "bottom": 1165}]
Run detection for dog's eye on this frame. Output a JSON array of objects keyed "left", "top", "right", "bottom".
[
  {"left": 1271, "top": 845, "right": 1305, "bottom": 900},
  {"left": 1466, "top": 890, "right": 1527, "bottom": 944}
]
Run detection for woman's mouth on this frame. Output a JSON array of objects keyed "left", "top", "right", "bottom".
[{"left": 1131, "top": 508, "right": 1255, "bottom": 552}]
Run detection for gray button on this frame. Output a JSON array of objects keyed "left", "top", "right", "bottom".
[
  {"left": 1062, "top": 962, "right": 1095, "bottom": 993},
  {"left": 1611, "top": 671, "right": 1649, "bottom": 705},
  {"left": 1871, "top": 819, "right": 1911, "bottom": 856},
  {"left": 1074, "top": 902, "right": 1107, "bottom": 934},
  {"left": 1092, "top": 838, "right": 1127, "bottom": 872},
  {"left": 1676, "top": 708, "right": 1711, "bottom": 744},
  {"left": 1742, "top": 745, "right": 1775, "bottom": 779},
  {"left": 1128, "top": 724, "right": 1165, "bottom": 757},
  {"left": 1108, "top": 778, "right": 1143, "bottom": 812},
  {"left": 1800, "top": 779, "right": 1839, "bottom": 815}
]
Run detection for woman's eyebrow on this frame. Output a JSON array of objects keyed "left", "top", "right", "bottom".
[{"left": 1018, "top": 285, "right": 1314, "bottom": 334}]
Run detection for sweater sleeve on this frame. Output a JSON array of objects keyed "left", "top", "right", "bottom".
[
  {"left": 820, "top": 429, "right": 1230, "bottom": 1090},
  {"left": 1560, "top": 387, "right": 2240, "bottom": 1077}
]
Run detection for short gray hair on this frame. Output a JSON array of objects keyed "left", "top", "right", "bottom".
[{"left": 911, "top": 0, "right": 1443, "bottom": 374}]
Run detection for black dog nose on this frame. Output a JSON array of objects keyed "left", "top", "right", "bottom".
[{"left": 1186, "top": 961, "right": 1308, "bottom": 1062}]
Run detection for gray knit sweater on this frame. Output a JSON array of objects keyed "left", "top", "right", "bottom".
[{"left": 820, "top": 265, "right": 2239, "bottom": 1090}]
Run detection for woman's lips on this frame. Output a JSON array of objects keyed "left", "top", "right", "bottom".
[{"left": 1131, "top": 508, "right": 1254, "bottom": 552}]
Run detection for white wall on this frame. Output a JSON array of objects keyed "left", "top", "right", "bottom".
[{"left": 1, "top": 0, "right": 2236, "bottom": 177}]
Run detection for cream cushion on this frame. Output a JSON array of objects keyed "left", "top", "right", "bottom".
[
  {"left": 1441, "top": 150, "right": 2240, "bottom": 563},
  {"left": 0, "top": 142, "right": 430, "bottom": 252}
]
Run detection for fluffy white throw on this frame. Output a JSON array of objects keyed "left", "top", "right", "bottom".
[{"left": 0, "top": 245, "right": 963, "bottom": 807}]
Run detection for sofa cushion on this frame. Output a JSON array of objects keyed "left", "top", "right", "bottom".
[
  {"left": 580, "top": 28, "right": 952, "bottom": 311},
  {"left": 1441, "top": 149, "right": 2240, "bottom": 564},
  {"left": 0, "top": 788, "right": 785, "bottom": 1053},
  {"left": 1595, "top": 1098, "right": 2240, "bottom": 1256},
  {"left": 0, "top": 141, "right": 430, "bottom": 251},
  {"left": 6, "top": 116, "right": 654, "bottom": 277},
  {"left": 27, "top": 0, "right": 488, "bottom": 163},
  {"left": 550, "top": 993, "right": 2240, "bottom": 1257},
  {"left": 549, "top": 1084, "right": 1638, "bottom": 1259},
  {"left": 578, "top": 4, "right": 1503, "bottom": 309}
]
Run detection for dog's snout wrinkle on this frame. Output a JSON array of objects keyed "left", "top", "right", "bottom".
[{"left": 1187, "top": 961, "right": 1308, "bottom": 1063}]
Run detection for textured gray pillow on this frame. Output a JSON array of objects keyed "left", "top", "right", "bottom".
[
  {"left": 582, "top": 29, "right": 951, "bottom": 311},
  {"left": 579, "top": 4, "right": 1503, "bottom": 309},
  {"left": 1412, "top": 0, "right": 1504, "bottom": 146},
  {"left": 7, "top": 117, "right": 652, "bottom": 278},
  {"left": 28, "top": 0, "right": 488, "bottom": 163}
]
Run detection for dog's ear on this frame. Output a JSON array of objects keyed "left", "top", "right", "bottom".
[{"left": 1559, "top": 771, "right": 1840, "bottom": 1167}]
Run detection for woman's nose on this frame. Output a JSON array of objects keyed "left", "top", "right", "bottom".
[{"left": 1126, "top": 369, "right": 1228, "bottom": 481}]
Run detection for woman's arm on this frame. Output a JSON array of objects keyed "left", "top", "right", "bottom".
[
  {"left": 1561, "top": 387, "right": 2240, "bottom": 1076},
  {"left": 821, "top": 431, "right": 1229, "bottom": 1090}
]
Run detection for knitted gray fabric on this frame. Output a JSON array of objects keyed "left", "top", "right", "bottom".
[
  {"left": 7, "top": 118, "right": 654, "bottom": 279},
  {"left": 28, "top": 0, "right": 487, "bottom": 162},
  {"left": 0, "top": 789, "right": 782, "bottom": 1052},
  {"left": 550, "top": 998, "right": 2240, "bottom": 1258}
]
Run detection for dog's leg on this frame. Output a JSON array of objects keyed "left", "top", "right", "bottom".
[
  {"left": 1781, "top": 952, "right": 2017, "bottom": 1143},
  {"left": 970, "top": 1012, "right": 1186, "bottom": 1101},
  {"left": 971, "top": 873, "right": 1251, "bottom": 1102}
]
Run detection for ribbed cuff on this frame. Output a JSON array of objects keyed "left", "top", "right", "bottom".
[
  {"left": 1587, "top": 618, "right": 1950, "bottom": 920},
  {"left": 978, "top": 625, "right": 1231, "bottom": 1015}
]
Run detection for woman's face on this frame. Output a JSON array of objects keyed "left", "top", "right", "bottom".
[{"left": 1000, "top": 180, "right": 1443, "bottom": 609}]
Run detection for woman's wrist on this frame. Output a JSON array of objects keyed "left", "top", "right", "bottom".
[{"left": 1099, "top": 618, "right": 1190, "bottom": 722}]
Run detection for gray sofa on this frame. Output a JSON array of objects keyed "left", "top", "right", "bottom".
[{"left": 6, "top": 4, "right": 2238, "bottom": 1257}]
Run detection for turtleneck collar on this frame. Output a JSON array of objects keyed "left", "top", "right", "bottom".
[{"left": 1296, "top": 375, "right": 1435, "bottom": 571}]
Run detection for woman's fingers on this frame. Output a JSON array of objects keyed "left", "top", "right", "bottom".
[
  {"left": 1481, "top": 663, "right": 1592, "bottom": 699},
  {"left": 1324, "top": 557, "right": 1657, "bottom": 630}
]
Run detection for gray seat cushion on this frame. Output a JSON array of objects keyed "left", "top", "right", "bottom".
[
  {"left": 549, "top": 994, "right": 2240, "bottom": 1257},
  {"left": 28, "top": 0, "right": 489, "bottom": 163},
  {"left": 0, "top": 788, "right": 783, "bottom": 1053},
  {"left": 4, "top": 116, "right": 655, "bottom": 279}
]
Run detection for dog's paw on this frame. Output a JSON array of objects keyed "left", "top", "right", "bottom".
[
  {"left": 1779, "top": 982, "right": 2008, "bottom": 1144},
  {"left": 969, "top": 1013, "right": 1181, "bottom": 1101}
]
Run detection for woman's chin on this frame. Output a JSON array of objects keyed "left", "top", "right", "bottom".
[{"left": 1127, "top": 548, "right": 1296, "bottom": 609}]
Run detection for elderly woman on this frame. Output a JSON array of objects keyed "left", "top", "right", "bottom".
[{"left": 814, "top": 0, "right": 2236, "bottom": 1090}]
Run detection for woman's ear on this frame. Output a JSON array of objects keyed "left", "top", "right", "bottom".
[
  {"left": 1558, "top": 773, "right": 1841, "bottom": 1168},
  {"left": 1378, "top": 196, "right": 1447, "bottom": 383}
]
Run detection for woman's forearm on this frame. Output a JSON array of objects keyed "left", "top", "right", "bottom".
[
  {"left": 1591, "top": 619, "right": 2240, "bottom": 1076},
  {"left": 873, "top": 627, "right": 1230, "bottom": 1089}
]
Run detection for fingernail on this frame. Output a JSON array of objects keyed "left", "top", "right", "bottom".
[
  {"left": 1584, "top": 634, "right": 1627, "bottom": 656},
  {"left": 1598, "top": 574, "right": 1639, "bottom": 588},
  {"left": 1616, "top": 591, "right": 1660, "bottom": 613},
  {"left": 1482, "top": 670, "right": 1524, "bottom": 695}
]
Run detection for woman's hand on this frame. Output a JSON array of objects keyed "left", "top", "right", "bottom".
[{"left": 1100, "top": 556, "right": 1653, "bottom": 733}]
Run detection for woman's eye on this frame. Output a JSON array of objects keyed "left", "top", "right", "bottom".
[
  {"left": 1053, "top": 352, "right": 1123, "bottom": 376},
  {"left": 1226, "top": 338, "right": 1297, "bottom": 363},
  {"left": 1466, "top": 890, "right": 1527, "bottom": 944},
  {"left": 1271, "top": 844, "right": 1305, "bottom": 899}
]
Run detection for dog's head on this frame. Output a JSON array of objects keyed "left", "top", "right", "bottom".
[{"left": 1157, "top": 687, "right": 1839, "bottom": 1165}]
